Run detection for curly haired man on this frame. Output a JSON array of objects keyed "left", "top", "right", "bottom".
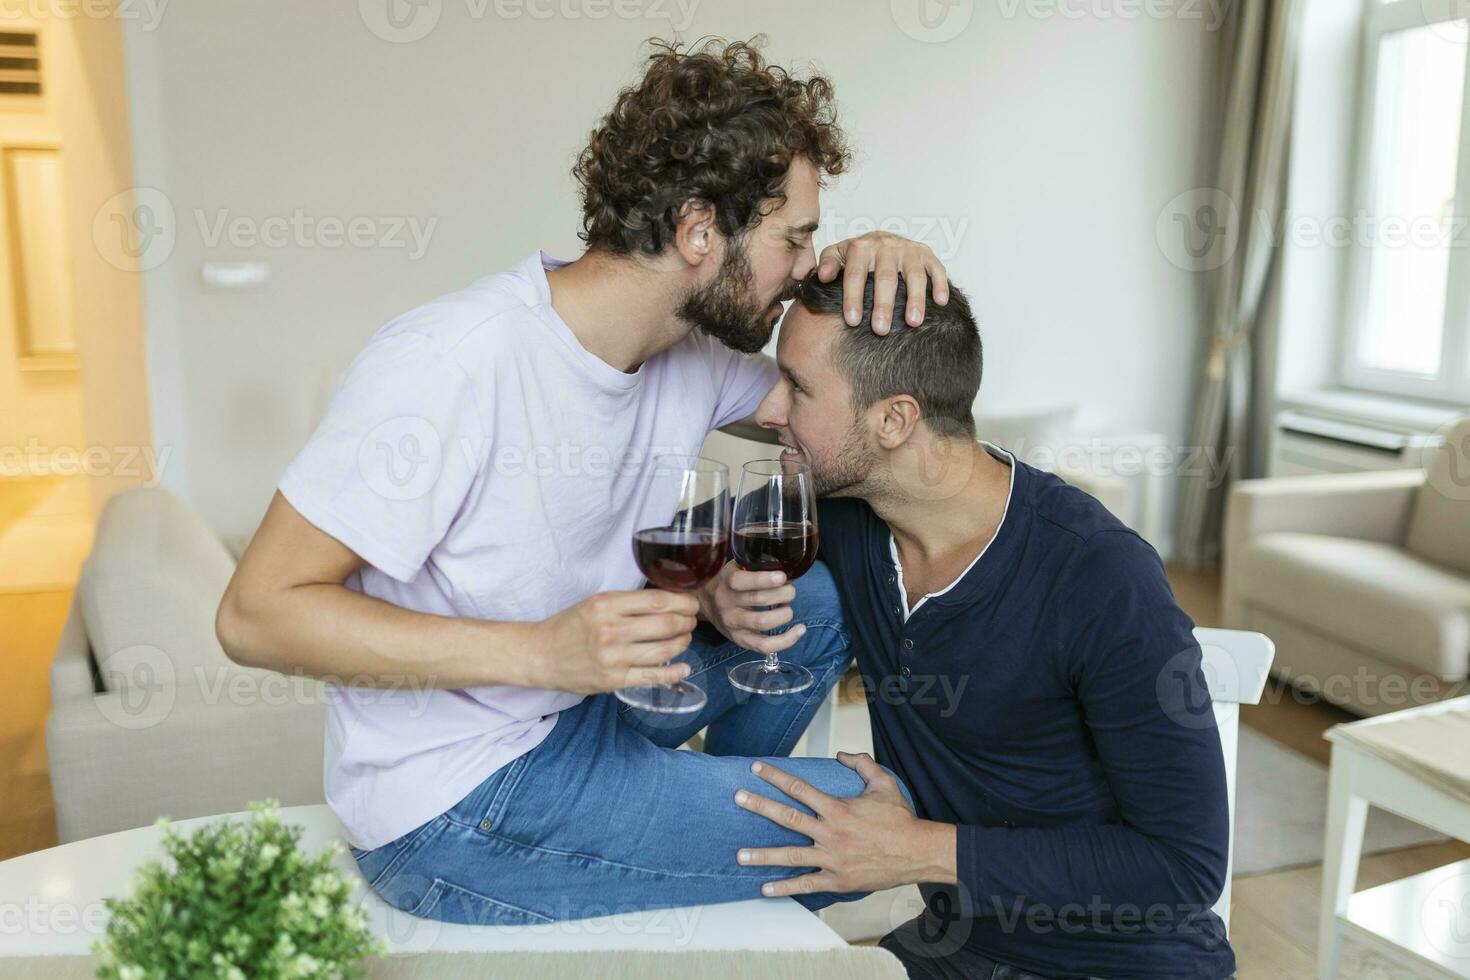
[{"left": 218, "top": 38, "right": 947, "bottom": 927}]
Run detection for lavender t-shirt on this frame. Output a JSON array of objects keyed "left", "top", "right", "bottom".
[{"left": 278, "top": 251, "right": 776, "bottom": 849}]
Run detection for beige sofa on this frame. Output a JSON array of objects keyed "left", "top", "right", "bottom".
[
  {"left": 46, "top": 488, "right": 326, "bottom": 843},
  {"left": 1223, "top": 417, "right": 1470, "bottom": 716}
]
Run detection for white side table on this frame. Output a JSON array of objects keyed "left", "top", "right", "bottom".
[
  {"left": 1317, "top": 701, "right": 1470, "bottom": 979},
  {"left": 0, "top": 805, "right": 847, "bottom": 958}
]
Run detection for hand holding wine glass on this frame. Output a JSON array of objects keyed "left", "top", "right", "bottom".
[
  {"left": 697, "top": 563, "right": 808, "bottom": 657},
  {"left": 536, "top": 588, "right": 700, "bottom": 695},
  {"left": 616, "top": 455, "right": 731, "bottom": 714},
  {"left": 727, "top": 458, "right": 820, "bottom": 696}
]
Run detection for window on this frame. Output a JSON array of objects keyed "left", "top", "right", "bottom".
[{"left": 1343, "top": 1, "right": 1470, "bottom": 404}]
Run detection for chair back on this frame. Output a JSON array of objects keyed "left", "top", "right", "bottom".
[{"left": 1194, "top": 626, "right": 1275, "bottom": 932}]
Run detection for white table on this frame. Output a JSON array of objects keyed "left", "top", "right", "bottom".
[
  {"left": 0, "top": 804, "right": 847, "bottom": 958},
  {"left": 1318, "top": 703, "right": 1470, "bottom": 979}
]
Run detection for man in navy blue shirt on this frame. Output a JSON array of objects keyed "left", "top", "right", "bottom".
[{"left": 701, "top": 273, "right": 1236, "bottom": 979}]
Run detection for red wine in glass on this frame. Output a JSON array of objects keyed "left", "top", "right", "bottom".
[
  {"left": 728, "top": 459, "right": 819, "bottom": 696},
  {"left": 731, "top": 522, "right": 819, "bottom": 580},
  {"left": 616, "top": 455, "right": 730, "bottom": 715},
  {"left": 634, "top": 528, "right": 729, "bottom": 592}
]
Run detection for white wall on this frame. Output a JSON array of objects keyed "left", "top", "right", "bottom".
[{"left": 123, "top": 0, "right": 1220, "bottom": 547}]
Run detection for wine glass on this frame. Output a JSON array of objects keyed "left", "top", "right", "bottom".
[
  {"left": 616, "top": 455, "right": 730, "bottom": 714},
  {"left": 727, "top": 457, "right": 820, "bottom": 696}
]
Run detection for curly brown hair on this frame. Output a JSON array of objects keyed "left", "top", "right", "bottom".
[{"left": 573, "top": 37, "right": 851, "bottom": 256}]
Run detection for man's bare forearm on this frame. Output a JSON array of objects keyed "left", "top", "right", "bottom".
[
  {"left": 217, "top": 580, "right": 542, "bottom": 690},
  {"left": 217, "top": 492, "right": 696, "bottom": 694}
]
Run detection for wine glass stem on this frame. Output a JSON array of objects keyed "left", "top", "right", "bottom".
[{"left": 763, "top": 608, "right": 791, "bottom": 670}]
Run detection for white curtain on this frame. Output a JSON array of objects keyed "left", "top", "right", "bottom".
[{"left": 1175, "top": 0, "right": 1307, "bottom": 568}]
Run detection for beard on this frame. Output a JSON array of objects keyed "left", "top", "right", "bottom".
[
  {"left": 678, "top": 233, "right": 789, "bottom": 355},
  {"left": 811, "top": 418, "right": 882, "bottom": 498}
]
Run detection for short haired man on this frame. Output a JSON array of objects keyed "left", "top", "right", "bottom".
[{"left": 708, "top": 273, "right": 1236, "bottom": 979}]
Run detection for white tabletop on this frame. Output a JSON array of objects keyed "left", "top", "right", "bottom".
[{"left": 0, "top": 805, "right": 846, "bottom": 957}]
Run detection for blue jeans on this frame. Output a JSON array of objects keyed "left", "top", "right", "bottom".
[{"left": 352, "top": 562, "right": 909, "bottom": 925}]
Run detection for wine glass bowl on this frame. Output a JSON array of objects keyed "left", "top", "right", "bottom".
[
  {"left": 731, "top": 521, "right": 819, "bottom": 580},
  {"left": 632, "top": 528, "right": 729, "bottom": 592},
  {"left": 728, "top": 458, "right": 820, "bottom": 696},
  {"left": 616, "top": 455, "right": 730, "bottom": 715}
]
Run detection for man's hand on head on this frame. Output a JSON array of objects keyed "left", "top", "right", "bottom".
[{"left": 817, "top": 231, "right": 950, "bottom": 335}]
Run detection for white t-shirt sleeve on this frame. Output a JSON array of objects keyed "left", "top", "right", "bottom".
[
  {"left": 710, "top": 349, "right": 778, "bottom": 429},
  {"left": 278, "top": 330, "right": 487, "bottom": 583}
]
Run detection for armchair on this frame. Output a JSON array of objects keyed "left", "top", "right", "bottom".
[{"left": 1222, "top": 418, "right": 1470, "bottom": 715}]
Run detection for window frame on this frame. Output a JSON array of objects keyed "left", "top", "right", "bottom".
[{"left": 1340, "top": 0, "right": 1470, "bottom": 405}]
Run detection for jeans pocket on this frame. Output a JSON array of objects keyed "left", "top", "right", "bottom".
[
  {"left": 441, "top": 752, "right": 546, "bottom": 834},
  {"left": 411, "top": 876, "right": 555, "bottom": 926},
  {"left": 355, "top": 817, "right": 445, "bottom": 895},
  {"left": 449, "top": 750, "right": 536, "bottom": 837}
]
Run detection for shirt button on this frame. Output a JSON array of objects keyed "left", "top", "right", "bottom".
[
  {"left": 892, "top": 605, "right": 902, "bottom": 617},
  {"left": 900, "top": 666, "right": 912, "bottom": 678},
  {"left": 903, "top": 638, "right": 914, "bottom": 650}
]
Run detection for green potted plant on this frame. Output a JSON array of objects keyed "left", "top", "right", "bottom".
[{"left": 94, "top": 801, "right": 386, "bottom": 979}]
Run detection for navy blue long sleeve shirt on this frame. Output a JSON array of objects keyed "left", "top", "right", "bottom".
[{"left": 817, "top": 449, "right": 1235, "bottom": 980}]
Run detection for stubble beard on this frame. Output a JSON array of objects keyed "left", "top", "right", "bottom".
[
  {"left": 812, "top": 417, "right": 882, "bottom": 499},
  {"left": 678, "top": 233, "right": 785, "bottom": 355}
]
